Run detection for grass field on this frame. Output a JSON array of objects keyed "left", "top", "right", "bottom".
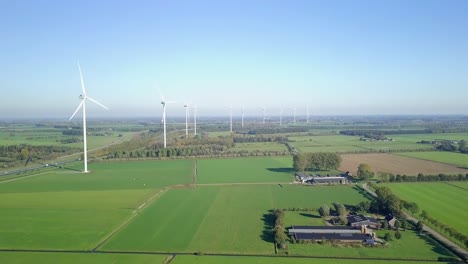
[
  {"left": 231, "top": 142, "right": 288, "bottom": 152},
  {"left": 288, "top": 230, "right": 454, "bottom": 260},
  {"left": 0, "top": 252, "right": 169, "bottom": 264},
  {"left": 396, "top": 151, "right": 468, "bottom": 168},
  {"left": 339, "top": 153, "right": 468, "bottom": 175},
  {"left": 197, "top": 157, "right": 293, "bottom": 184},
  {"left": 102, "top": 184, "right": 369, "bottom": 254},
  {"left": 288, "top": 135, "right": 434, "bottom": 153},
  {"left": 0, "top": 160, "right": 193, "bottom": 250},
  {"left": 0, "top": 252, "right": 449, "bottom": 264},
  {"left": 171, "top": 255, "right": 447, "bottom": 264},
  {"left": 381, "top": 182, "right": 468, "bottom": 234}
]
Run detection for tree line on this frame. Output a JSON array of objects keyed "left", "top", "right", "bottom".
[
  {"left": 293, "top": 152, "right": 342, "bottom": 172},
  {"left": 419, "top": 210, "right": 468, "bottom": 248},
  {"left": 377, "top": 172, "right": 468, "bottom": 182},
  {"left": 233, "top": 135, "right": 287, "bottom": 143}
]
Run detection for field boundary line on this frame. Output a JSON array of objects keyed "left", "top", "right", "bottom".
[
  {"left": 443, "top": 181, "right": 468, "bottom": 192},
  {"left": 91, "top": 188, "right": 170, "bottom": 251},
  {"left": 0, "top": 171, "right": 52, "bottom": 184},
  {"left": 392, "top": 153, "right": 468, "bottom": 169}
]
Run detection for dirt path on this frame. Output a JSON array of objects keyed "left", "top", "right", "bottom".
[{"left": 362, "top": 183, "right": 468, "bottom": 261}]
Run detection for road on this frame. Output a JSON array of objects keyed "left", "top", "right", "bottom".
[{"left": 361, "top": 182, "right": 468, "bottom": 262}]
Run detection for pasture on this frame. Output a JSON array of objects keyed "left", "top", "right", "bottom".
[
  {"left": 396, "top": 151, "right": 468, "bottom": 168},
  {"left": 101, "top": 184, "right": 369, "bottom": 254},
  {"left": 288, "top": 229, "right": 455, "bottom": 260},
  {"left": 0, "top": 160, "right": 193, "bottom": 250},
  {"left": 339, "top": 153, "right": 468, "bottom": 175},
  {"left": 196, "top": 156, "right": 293, "bottom": 184},
  {"left": 381, "top": 182, "right": 468, "bottom": 234},
  {"left": 288, "top": 135, "right": 434, "bottom": 153},
  {"left": 231, "top": 142, "right": 288, "bottom": 152}
]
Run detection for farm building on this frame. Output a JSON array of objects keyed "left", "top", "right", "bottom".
[
  {"left": 294, "top": 172, "right": 348, "bottom": 184},
  {"left": 347, "top": 215, "right": 379, "bottom": 229},
  {"left": 289, "top": 225, "right": 375, "bottom": 243},
  {"left": 385, "top": 214, "right": 397, "bottom": 228}
]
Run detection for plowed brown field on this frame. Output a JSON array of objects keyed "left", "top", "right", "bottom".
[{"left": 339, "top": 153, "right": 468, "bottom": 175}]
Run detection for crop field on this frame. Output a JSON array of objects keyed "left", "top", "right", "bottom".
[
  {"left": 231, "top": 142, "right": 288, "bottom": 152},
  {"left": 102, "top": 184, "right": 369, "bottom": 254},
  {"left": 196, "top": 156, "right": 294, "bottom": 184},
  {"left": 381, "top": 182, "right": 468, "bottom": 234},
  {"left": 288, "top": 229, "right": 455, "bottom": 260},
  {"left": 288, "top": 135, "right": 434, "bottom": 153},
  {"left": 0, "top": 160, "right": 193, "bottom": 250},
  {"left": 339, "top": 153, "right": 468, "bottom": 175},
  {"left": 396, "top": 151, "right": 468, "bottom": 168},
  {"left": 392, "top": 133, "right": 468, "bottom": 143}
]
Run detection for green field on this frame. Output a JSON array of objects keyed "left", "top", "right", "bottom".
[
  {"left": 289, "top": 230, "right": 454, "bottom": 260},
  {"left": 0, "top": 160, "right": 193, "bottom": 250},
  {"left": 102, "top": 184, "right": 369, "bottom": 254},
  {"left": 396, "top": 151, "right": 468, "bottom": 168},
  {"left": 231, "top": 142, "right": 288, "bottom": 152},
  {"left": 0, "top": 252, "right": 448, "bottom": 264},
  {"left": 382, "top": 182, "right": 468, "bottom": 234},
  {"left": 0, "top": 252, "right": 169, "bottom": 264},
  {"left": 197, "top": 157, "right": 294, "bottom": 184},
  {"left": 171, "top": 255, "right": 446, "bottom": 264},
  {"left": 288, "top": 135, "right": 434, "bottom": 153}
]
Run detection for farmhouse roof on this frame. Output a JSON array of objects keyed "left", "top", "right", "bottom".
[
  {"left": 294, "top": 233, "right": 368, "bottom": 241},
  {"left": 347, "top": 215, "right": 369, "bottom": 224}
]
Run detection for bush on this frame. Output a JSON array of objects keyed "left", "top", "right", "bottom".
[{"left": 395, "top": 230, "right": 402, "bottom": 239}]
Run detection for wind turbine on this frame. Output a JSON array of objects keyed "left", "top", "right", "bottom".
[
  {"left": 69, "top": 62, "right": 109, "bottom": 173},
  {"left": 292, "top": 106, "right": 297, "bottom": 124},
  {"left": 193, "top": 105, "right": 198, "bottom": 136},
  {"left": 229, "top": 105, "right": 233, "bottom": 132},
  {"left": 280, "top": 106, "right": 284, "bottom": 126},
  {"left": 241, "top": 105, "right": 245, "bottom": 128},
  {"left": 306, "top": 105, "right": 310, "bottom": 123},
  {"left": 184, "top": 100, "right": 191, "bottom": 138},
  {"left": 261, "top": 106, "right": 266, "bottom": 124},
  {"left": 160, "top": 91, "right": 176, "bottom": 148}
]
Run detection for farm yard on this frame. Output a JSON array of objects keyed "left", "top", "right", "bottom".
[{"left": 339, "top": 153, "right": 468, "bottom": 176}]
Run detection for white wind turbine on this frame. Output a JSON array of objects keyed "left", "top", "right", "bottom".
[
  {"left": 160, "top": 91, "right": 176, "bottom": 148},
  {"left": 69, "top": 62, "right": 109, "bottom": 173},
  {"left": 261, "top": 106, "right": 266, "bottom": 124},
  {"left": 306, "top": 105, "right": 310, "bottom": 123},
  {"left": 241, "top": 105, "right": 245, "bottom": 128},
  {"left": 280, "top": 106, "right": 284, "bottom": 126},
  {"left": 184, "top": 100, "right": 192, "bottom": 138},
  {"left": 291, "top": 106, "right": 297, "bottom": 124},
  {"left": 229, "top": 105, "right": 233, "bottom": 132},
  {"left": 192, "top": 105, "right": 198, "bottom": 136}
]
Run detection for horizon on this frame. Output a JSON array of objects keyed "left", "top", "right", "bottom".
[{"left": 2, "top": 0, "right": 468, "bottom": 118}]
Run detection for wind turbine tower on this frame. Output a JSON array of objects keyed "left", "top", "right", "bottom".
[
  {"left": 280, "top": 107, "right": 284, "bottom": 126},
  {"left": 69, "top": 62, "right": 109, "bottom": 173},
  {"left": 229, "top": 105, "right": 233, "bottom": 132},
  {"left": 307, "top": 105, "right": 310, "bottom": 123},
  {"left": 160, "top": 92, "right": 176, "bottom": 148},
  {"left": 261, "top": 106, "right": 266, "bottom": 124},
  {"left": 184, "top": 102, "right": 190, "bottom": 138},
  {"left": 241, "top": 105, "right": 245, "bottom": 128},
  {"left": 193, "top": 105, "right": 198, "bottom": 136}
]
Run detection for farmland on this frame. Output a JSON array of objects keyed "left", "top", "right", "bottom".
[
  {"left": 396, "top": 151, "right": 468, "bottom": 168},
  {"left": 101, "top": 184, "right": 369, "bottom": 254},
  {"left": 381, "top": 182, "right": 468, "bottom": 234},
  {"left": 196, "top": 156, "right": 294, "bottom": 184},
  {"left": 339, "top": 153, "right": 468, "bottom": 175},
  {"left": 231, "top": 142, "right": 288, "bottom": 152},
  {"left": 0, "top": 160, "right": 193, "bottom": 250}
]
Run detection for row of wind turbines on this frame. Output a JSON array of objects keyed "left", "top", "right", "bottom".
[{"left": 68, "top": 63, "right": 313, "bottom": 173}]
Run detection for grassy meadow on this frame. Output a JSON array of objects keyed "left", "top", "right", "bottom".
[
  {"left": 0, "top": 160, "right": 193, "bottom": 250},
  {"left": 231, "top": 142, "right": 288, "bottom": 152},
  {"left": 197, "top": 156, "right": 293, "bottom": 184},
  {"left": 381, "top": 182, "right": 468, "bottom": 234},
  {"left": 102, "top": 184, "right": 369, "bottom": 254}
]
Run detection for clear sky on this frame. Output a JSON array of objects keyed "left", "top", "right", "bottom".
[{"left": 1, "top": 0, "right": 468, "bottom": 119}]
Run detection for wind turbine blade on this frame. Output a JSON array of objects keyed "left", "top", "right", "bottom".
[
  {"left": 69, "top": 101, "right": 84, "bottom": 121},
  {"left": 166, "top": 100, "right": 177, "bottom": 104},
  {"left": 158, "top": 88, "right": 166, "bottom": 102},
  {"left": 87, "top": 97, "right": 109, "bottom": 110},
  {"left": 77, "top": 62, "right": 87, "bottom": 96}
]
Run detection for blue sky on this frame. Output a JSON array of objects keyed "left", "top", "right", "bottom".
[{"left": 1, "top": 0, "right": 468, "bottom": 118}]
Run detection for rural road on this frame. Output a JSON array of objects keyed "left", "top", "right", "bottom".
[{"left": 361, "top": 183, "right": 468, "bottom": 261}]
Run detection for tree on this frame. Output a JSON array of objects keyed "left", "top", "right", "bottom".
[
  {"left": 20, "top": 148, "right": 29, "bottom": 160},
  {"left": 333, "top": 202, "right": 347, "bottom": 216},
  {"left": 384, "top": 232, "right": 392, "bottom": 241},
  {"left": 274, "top": 225, "right": 288, "bottom": 245},
  {"left": 401, "top": 219, "right": 408, "bottom": 231},
  {"left": 357, "top": 201, "right": 371, "bottom": 213},
  {"left": 293, "top": 154, "right": 308, "bottom": 172},
  {"left": 395, "top": 230, "right": 402, "bottom": 239},
  {"left": 357, "top": 163, "right": 374, "bottom": 180},
  {"left": 318, "top": 205, "right": 330, "bottom": 217},
  {"left": 416, "top": 221, "right": 424, "bottom": 234},
  {"left": 394, "top": 220, "right": 401, "bottom": 230}
]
